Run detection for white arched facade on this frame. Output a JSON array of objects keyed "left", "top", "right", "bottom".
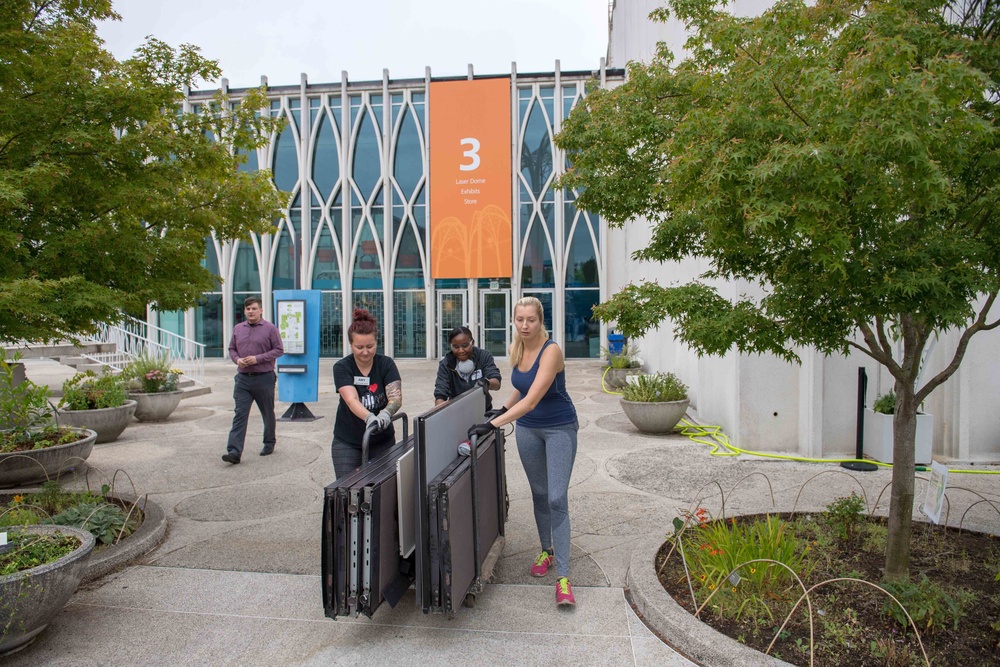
[{"left": 158, "top": 64, "right": 623, "bottom": 364}]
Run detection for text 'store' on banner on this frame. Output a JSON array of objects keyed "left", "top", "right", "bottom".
[{"left": 429, "top": 78, "right": 512, "bottom": 279}]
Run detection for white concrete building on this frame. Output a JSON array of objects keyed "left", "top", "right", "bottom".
[{"left": 606, "top": 0, "right": 1000, "bottom": 463}]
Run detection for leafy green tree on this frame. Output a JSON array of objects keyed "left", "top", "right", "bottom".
[
  {"left": 0, "top": 0, "right": 287, "bottom": 344},
  {"left": 558, "top": 0, "right": 999, "bottom": 580}
]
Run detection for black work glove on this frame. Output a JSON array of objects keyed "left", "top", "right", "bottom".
[
  {"left": 468, "top": 422, "right": 494, "bottom": 440},
  {"left": 485, "top": 406, "right": 507, "bottom": 420},
  {"left": 476, "top": 377, "right": 490, "bottom": 391}
]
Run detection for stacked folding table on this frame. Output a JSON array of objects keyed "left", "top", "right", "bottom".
[{"left": 322, "top": 386, "right": 507, "bottom": 619}]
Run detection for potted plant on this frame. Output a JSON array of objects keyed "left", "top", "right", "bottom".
[
  {"left": 121, "top": 353, "right": 183, "bottom": 422},
  {"left": 0, "top": 359, "right": 96, "bottom": 488},
  {"left": 56, "top": 372, "right": 136, "bottom": 444},
  {"left": 864, "top": 390, "right": 933, "bottom": 465},
  {"left": 620, "top": 372, "right": 690, "bottom": 434},
  {"left": 0, "top": 524, "right": 95, "bottom": 654},
  {"left": 0, "top": 479, "right": 167, "bottom": 585},
  {"left": 602, "top": 341, "right": 642, "bottom": 389}
]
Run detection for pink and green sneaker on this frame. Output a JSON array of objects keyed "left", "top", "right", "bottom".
[
  {"left": 556, "top": 577, "right": 575, "bottom": 606},
  {"left": 530, "top": 550, "right": 554, "bottom": 577}
]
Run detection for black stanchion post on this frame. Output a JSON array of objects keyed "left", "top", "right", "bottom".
[{"left": 842, "top": 366, "right": 878, "bottom": 472}]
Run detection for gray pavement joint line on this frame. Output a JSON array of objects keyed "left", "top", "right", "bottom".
[
  {"left": 622, "top": 585, "right": 703, "bottom": 667},
  {"left": 571, "top": 533, "right": 642, "bottom": 557},
  {"left": 571, "top": 538, "right": 612, "bottom": 586},
  {"left": 63, "top": 601, "right": 632, "bottom": 639},
  {"left": 621, "top": 587, "right": 641, "bottom": 667},
  {"left": 600, "top": 455, "right": 685, "bottom": 501}
]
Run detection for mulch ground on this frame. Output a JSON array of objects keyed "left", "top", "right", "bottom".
[{"left": 656, "top": 513, "right": 1000, "bottom": 666}]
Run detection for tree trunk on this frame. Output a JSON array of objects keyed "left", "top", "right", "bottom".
[{"left": 884, "top": 379, "right": 918, "bottom": 581}]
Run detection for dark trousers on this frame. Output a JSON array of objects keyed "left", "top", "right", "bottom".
[{"left": 227, "top": 372, "right": 276, "bottom": 456}]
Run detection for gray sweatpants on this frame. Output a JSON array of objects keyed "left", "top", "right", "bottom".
[{"left": 515, "top": 420, "right": 578, "bottom": 578}]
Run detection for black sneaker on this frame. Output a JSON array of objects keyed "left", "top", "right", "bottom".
[
  {"left": 221, "top": 453, "right": 241, "bottom": 464},
  {"left": 259, "top": 446, "right": 274, "bottom": 456}
]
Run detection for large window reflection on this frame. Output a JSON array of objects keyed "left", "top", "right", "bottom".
[{"left": 195, "top": 294, "right": 223, "bottom": 358}]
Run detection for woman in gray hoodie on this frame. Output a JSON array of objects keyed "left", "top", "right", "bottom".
[{"left": 433, "top": 326, "right": 501, "bottom": 413}]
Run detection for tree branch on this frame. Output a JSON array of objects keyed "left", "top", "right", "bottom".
[
  {"left": 770, "top": 80, "right": 811, "bottom": 127},
  {"left": 734, "top": 43, "right": 810, "bottom": 127},
  {"left": 915, "top": 291, "right": 998, "bottom": 403}
]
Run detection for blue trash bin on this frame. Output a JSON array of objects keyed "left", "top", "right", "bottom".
[{"left": 607, "top": 333, "right": 625, "bottom": 356}]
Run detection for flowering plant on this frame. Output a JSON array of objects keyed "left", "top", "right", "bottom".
[
  {"left": 667, "top": 508, "right": 814, "bottom": 622},
  {"left": 122, "top": 354, "right": 180, "bottom": 393}
]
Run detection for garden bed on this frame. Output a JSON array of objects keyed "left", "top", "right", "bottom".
[
  {"left": 0, "top": 483, "right": 166, "bottom": 582},
  {"left": 655, "top": 511, "right": 1000, "bottom": 666}
]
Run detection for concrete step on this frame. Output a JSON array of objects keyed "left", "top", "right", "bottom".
[
  {"left": 179, "top": 384, "right": 212, "bottom": 400},
  {"left": 4, "top": 342, "right": 117, "bottom": 359},
  {"left": 74, "top": 363, "right": 110, "bottom": 375}
]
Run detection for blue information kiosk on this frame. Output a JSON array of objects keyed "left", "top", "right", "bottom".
[{"left": 273, "top": 289, "right": 323, "bottom": 421}]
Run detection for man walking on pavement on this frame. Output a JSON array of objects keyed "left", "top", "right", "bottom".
[{"left": 223, "top": 296, "right": 284, "bottom": 464}]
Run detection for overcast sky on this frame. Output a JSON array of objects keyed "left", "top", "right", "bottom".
[{"left": 98, "top": 0, "right": 612, "bottom": 90}]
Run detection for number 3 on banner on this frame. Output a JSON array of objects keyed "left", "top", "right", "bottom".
[{"left": 459, "top": 138, "right": 480, "bottom": 171}]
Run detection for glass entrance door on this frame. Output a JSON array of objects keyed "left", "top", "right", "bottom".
[
  {"left": 437, "top": 291, "right": 467, "bottom": 357},
  {"left": 479, "top": 291, "right": 510, "bottom": 359}
]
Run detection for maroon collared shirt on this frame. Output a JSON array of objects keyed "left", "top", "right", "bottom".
[{"left": 228, "top": 319, "right": 284, "bottom": 373}]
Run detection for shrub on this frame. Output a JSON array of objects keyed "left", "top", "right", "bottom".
[
  {"left": 0, "top": 506, "right": 44, "bottom": 527},
  {"left": 882, "top": 573, "right": 975, "bottom": 633},
  {"left": 602, "top": 342, "right": 640, "bottom": 369},
  {"left": 60, "top": 371, "right": 128, "bottom": 410},
  {"left": 0, "top": 356, "right": 55, "bottom": 446},
  {"left": 825, "top": 493, "right": 866, "bottom": 541},
  {"left": 621, "top": 372, "right": 688, "bottom": 402},
  {"left": 873, "top": 390, "right": 896, "bottom": 415}
]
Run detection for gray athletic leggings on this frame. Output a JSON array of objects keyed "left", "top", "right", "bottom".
[{"left": 515, "top": 420, "right": 578, "bottom": 578}]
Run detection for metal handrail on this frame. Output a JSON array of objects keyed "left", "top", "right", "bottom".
[{"left": 82, "top": 315, "right": 206, "bottom": 386}]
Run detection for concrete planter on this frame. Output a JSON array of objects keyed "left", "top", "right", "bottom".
[
  {"left": 128, "top": 391, "right": 182, "bottom": 422},
  {"left": 0, "top": 525, "right": 95, "bottom": 655},
  {"left": 0, "top": 492, "right": 167, "bottom": 584},
  {"left": 57, "top": 400, "right": 137, "bottom": 444},
  {"left": 863, "top": 409, "right": 934, "bottom": 465},
  {"left": 620, "top": 398, "right": 690, "bottom": 434},
  {"left": 603, "top": 367, "right": 640, "bottom": 389},
  {"left": 0, "top": 428, "right": 96, "bottom": 488}
]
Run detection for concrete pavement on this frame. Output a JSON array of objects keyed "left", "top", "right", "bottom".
[{"left": 8, "top": 357, "right": 999, "bottom": 666}]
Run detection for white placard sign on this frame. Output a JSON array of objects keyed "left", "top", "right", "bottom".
[
  {"left": 920, "top": 461, "right": 949, "bottom": 524},
  {"left": 276, "top": 300, "right": 306, "bottom": 355}
]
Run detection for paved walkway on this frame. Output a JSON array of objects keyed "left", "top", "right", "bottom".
[{"left": 9, "top": 358, "right": 1000, "bottom": 666}]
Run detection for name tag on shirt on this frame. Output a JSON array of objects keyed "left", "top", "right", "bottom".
[
  {"left": 354, "top": 376, "right": 370, "bottom": 386},
  {"left": 471, "top": 370, "right": 483, "bottom": 381}
]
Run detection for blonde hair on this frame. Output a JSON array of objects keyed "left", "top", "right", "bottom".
[{"left": 510, "top": 296, "right": 549, "bottom": 366}]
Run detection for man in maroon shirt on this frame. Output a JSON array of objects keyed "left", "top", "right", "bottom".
[{"left": 223, "top": 296, "right": 284, "bottom": 464}]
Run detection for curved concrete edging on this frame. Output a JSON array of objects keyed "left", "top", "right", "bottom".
[
  {"left": 82, "top": 494, "right": 167, "bottom": 583},
  {"left": 627, "top": 535, "right": 793, "bottom": 667}
]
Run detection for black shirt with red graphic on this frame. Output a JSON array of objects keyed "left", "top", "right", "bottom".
[{"left": 333, "top": 353, "right": 401, "bottom": 449}]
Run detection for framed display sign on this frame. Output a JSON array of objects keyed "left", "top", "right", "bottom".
[{"left": 276, "top": 299, "right": 306, "bottom": 355}]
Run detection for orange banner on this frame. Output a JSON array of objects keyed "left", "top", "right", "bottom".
[{"left": 429, "top": 78, "right": 512, "bottom": 279}]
